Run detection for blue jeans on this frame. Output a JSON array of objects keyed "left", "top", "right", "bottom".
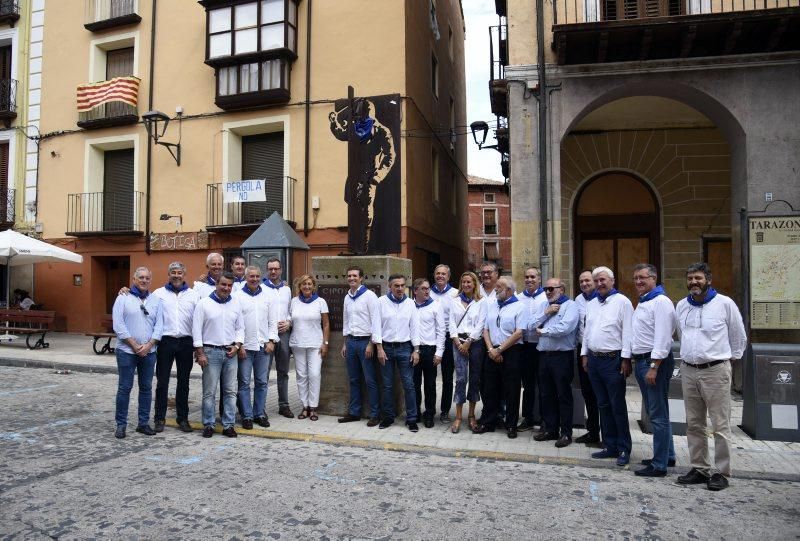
[
  {"left": 588, "top": 352, "right": 631, "bottom": 455},
  {"left": 115, "top": 350, "right": 156, "bottom": 427},
  {"left": 202, "top": 347, "right": 238, "bottom": 428},
  {"left": 238, "top": 348, "right": 272, "bottom": 420},
  {"left": 346, "top": 337, "right": 380, "bottom": 418},
  {"left": 381, "top": 342, "right": 417, "bottom": 423},
  {"left": 635, "top": 353, "right": 676, "bottom": 470}
]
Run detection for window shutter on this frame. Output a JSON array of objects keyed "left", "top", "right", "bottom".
[
  {"left": 0, "top": 142, "right": 8, "bottom": 223},
  {"left": 103, "top": 149, "right": 135, "bottom": 231},
  {"left": 241, "top": 132, "right": 284, "bottom": 223}
]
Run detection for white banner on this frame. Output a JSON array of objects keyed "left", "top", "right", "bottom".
[{"left": 222, "top": 179, "right": 266, "bottom": 204}]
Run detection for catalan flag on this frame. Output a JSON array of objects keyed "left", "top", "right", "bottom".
[{"left": 76, "top": 76, "right": 140, "bottom": 113}]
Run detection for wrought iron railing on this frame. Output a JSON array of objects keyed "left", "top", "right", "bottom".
[
  {"left": 554, "top": 0, "right": 799, "bottom": 25},
  {"left": 66, "top": 191, "right": 145, "bottom": 234},
  {"left": 0, "top": 0, "right": 19, "bottom": 17},
  {"left": 78, "top": 101, "right": 137, "bottom": 125},
  {"left": 489, "top": 24, "right": 508, "bottom": 82},
  {"left": 206, "top": 176, "right": 296, "bottom": 228},
  {"left": 85, "top": 0, "right": 138, "bottom": 26},
  {"left": 0, "top": 79, "right": 17, "bottom": 114},
  {"left": 0, "top": 188, "right": 14, "bottom": 224}
]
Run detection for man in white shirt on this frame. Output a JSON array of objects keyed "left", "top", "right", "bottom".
[
  {"left": 233, "top": 265, "right": 278, "bottom": 430},
  {"left": 374, "top": 274, "right": 420, "bottom": 432},
  {"left": 412, "top": 278, "right": 446, "bottom": 428},
  {"left": 581, "top": 266, "right": 634, "bottom": 466},
  {"left": 676, "top": 262, "right": 746, "bottom": 491},
  {"left": 430, "top": 264, "right": 459, "bottom": 422},
  {"left": 151, "top": 262, "right": 200, "bottom": 434},
  {"left": 477, "top": 276, "right": 527, "bottom": 438},
  {"left": 193, "top": 272, "right": 244, "bottom": 438},
  {"left": 630, "top": 264, "right": 678, "bottom": 477},
  {"left": 478, "top": 261, "right": 499, "bottom": 300},
  {"left": 262, "top": 257, "right": 294, "bottom": 418},
  {"left": 338, "top": 265, "right": 382, "bottom": 426},
  {"left": 231, "top": 255, "right": 247, "bottom": 292},
  {"left": 574, "top": 269, "right": 600, "bottom": 445},
  {"left": 193, "top": 252, "right": 225, "bottom": 297},
  {"left": 518, "top": 266, "right": 548, "bottom": 432}
]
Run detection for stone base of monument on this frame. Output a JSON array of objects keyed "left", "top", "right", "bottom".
[{"left": 314, "top": 255, "right": 413, "bottom": 420}]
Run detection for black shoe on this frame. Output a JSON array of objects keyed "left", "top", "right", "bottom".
[
  {"left": 472, "top": 423, "right": 495, "bottom": 434},
  {"left": 516, "top": 418, "right": 536, "bottom": 432},
  {"left": 338, "top": 414, "right": 361, "bottom": 423},
  {"left": 154, "top": 420, "right": 165, "bottom": 433},
  {"left": 616, "top": 452, "right": 630, "bottom": 466},
  {"left": 555, "top": 435, "right": 572, "bottom": 448},
  {"left": 222, "top": 427, "right": 238, "bottom": 438},
  {"left": 136, "top": 425, "right": 156, "bottom": 436},
  {"left": 641, "top": 458, "right": 677, "bottom": 467},
  {"left": 241, "top": 418, "right": 254, "bottom": 430},
  {"left": 507, "top": 428, "right": 518, "bottom": 439},
  {"left": 707, "top": 473, "right": 729, "bottom": 491},
  {"left": 422, "top": 417, "right": 434, "bottom": 428},
  {"left": 367, "top": 417, "right": 380, "bottom": 427},
  {"left": 591, "top": 449, "right": 616, "bottom": 459},
  {"left": 279, "top": 406, "right": 294, "bottom": 419},
  {"left": 254, "top": 416, "right": 270, "bottom": 428},
  {"left": 202, "top": 425, "right": 214, "bottom": 438},
  {"left": 114, "top": 425, "right": 126, "bottom": 439},
  {"left": 575, "top": 433, "right": 600, "bottom": 444},
  {"left": 379, "top": 419, "right": 394, "bottom": 429},
  {"left": 440, "top": 412, "right": 451, "bottom": 423},
  {"left": 407, "top": 422, "right": 419, "bottom": 433},
  {"left": 677, "top": 468, "right": 710, "bottom": 485},
  {"left": 534, "top": 431, "right": 558, "bottom": 442},
  {"left": 635, "top": 465, "right": 667, "bottom": 477},
  {"left": 178, "top": 420, "right": 193, "bottom": 433}
]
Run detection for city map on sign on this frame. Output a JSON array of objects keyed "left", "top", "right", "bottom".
[{"left": 749, "top": 216, "right": 800, "bottom": 329}]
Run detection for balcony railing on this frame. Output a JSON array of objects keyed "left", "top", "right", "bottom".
[
  {"left": 0, "top": 79, "right": 17, "bottom": 127},
  {"left": 66, "top": 191, "right": 145, "bottom": 236},
  {"left": 489, "top": 24, "right": 508, "bottom": 82},
  {"left": 77, "top": 101, "right": 138, "bottom": 130},
  {"left": 0, "top": 0, "right": 20, "bottom": 27},
  {"left": 206, "top": 176, "right": 296, "bottom": 230},
  {"left": 85, "top": 0, "right": 141, "bottom": 32},
  {"left": 0, "top": 188, "right": 15, "bottom": 229}
]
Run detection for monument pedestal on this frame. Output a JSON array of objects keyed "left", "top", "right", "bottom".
[{"left": 314, "top": 255, "right": 413, "bottom": 419}]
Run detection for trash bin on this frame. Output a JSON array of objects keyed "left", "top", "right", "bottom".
[{"left": 639, "top": 343, "right": 687, "bottom": 436}]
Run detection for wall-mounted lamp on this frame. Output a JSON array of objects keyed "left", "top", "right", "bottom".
[
  {"left": 469, "top": 121, "right": 499, "bottom": 151},
  {"left": 159, "top": 213, "right": 182, "bottom": 226},
  {"left": 143, "top": 110, "right": 182, "bottom": 166}
]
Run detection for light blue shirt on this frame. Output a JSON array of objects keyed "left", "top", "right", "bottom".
[
  {"left": 485, "top": 297, "right": 527, "bottom": 346},
  {"left": 536, "top": 299, "right": 580, "bottom": 352},
  {"left": 112, "top": 293, "right": 164, "bottom": 355}
]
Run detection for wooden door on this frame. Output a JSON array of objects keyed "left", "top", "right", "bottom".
[
  {"left": 104, "top": 257, "right": 130, "bottom": 313},
  {"left": 705, "top": 239, "right": 733, "bottom": 296},
  {"left": 582, "top": 237, "right": 649, "bottom": 302}
]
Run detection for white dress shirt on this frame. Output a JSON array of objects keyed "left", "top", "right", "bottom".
[
  {"left": 416, "top": 299, "right": 446, "bottom": 357},
  {"left": 193, "top": 279, "right": 216, "bottom": 298},
  {"left": 152, "top": 284, "right": 200, "bottom": 338},
  {"left": 631, "top": 292, "right": 677, "bottom": 360},
  {"left": 375, "top": 294, "right": 420, "bottom": 346},
  {"left": 192, "top": 295, "right": 245, "bottom": 347},
  {"left": 231, "top": 278, "right": 246, "bottom": 292},
  {"left": 342, "top": 286, "right": 381, "bottom": 338},
  {"left": 574, "top": 292, "right": 596, "bottom": 345},
  {"left": 233, "top": 285, "right": 279, "bottom": 351},
  {"left": 580, "top": 292, "right": 634, "bottom": 358},
  {"left": 449, "top": 296, "right": 487, "bottom": 340},
  {"left": 485, "top": 297, "right": 527, "bottom": 346},
  {"left": 263, "top": 280, "right": 292, "bottom": 324},
  {"left": 480, "top": 284, "right": 497, "bottom": 301},
  {"left": 676, "top": 293, "right": 747, "bottom": 364},
  {"left": 519, "top": 288, "right": 548, "bottom": 343},
  {"left": 288, "top": 296, "right": 329, "bottom": 348},
  {"left": 430, "top": 284, "right": 459, "bottom": 336}
]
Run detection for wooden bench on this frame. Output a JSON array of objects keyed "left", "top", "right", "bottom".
[
  {"left": 0, "top": 309, "right": 56, "bottom": 349},
  {"left": 86, "top": 314, "right": 116, "bottom": 355}
]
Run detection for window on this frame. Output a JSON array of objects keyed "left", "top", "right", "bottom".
[
  {"left": 217, "top": 59, "right": 288, "bottom": 97},
  {"left": 103, "top": 149, "right": 135, "bottom": 231},
  {"left": 240, "top": 132, "right": 285, "bottom": 223},
  {"left": 484, "top": 192, "right": 495, "bottom": 203},
  {"left": 484, "top": 209, "right": 497, "bottom": 235},
  {"left": 206, "top": 0, "right": 298, "bottom": 60},
  {"left": 431, "top": 53, "right": 438, "bottom": 98},
  {"left": 431, "top": 148, "right": 439, "bottom": 205},
  {"left": 484, "top": 242, "right": 500, "bottom": 261}
]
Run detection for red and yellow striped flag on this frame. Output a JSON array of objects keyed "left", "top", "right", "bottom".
[{"left": 76, "top": 76, "right": 140, "bottom": 113}]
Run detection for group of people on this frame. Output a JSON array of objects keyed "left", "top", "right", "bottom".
[{"left": 113, "top": 255, "right": 746, "bottom": 492}]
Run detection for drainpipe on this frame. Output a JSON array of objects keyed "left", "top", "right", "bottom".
[
  {"left": 145, "top": 0, "right": 157, "bottom": 254},
  {"left": 302, "top": 0, "right": 312, "bottom": 236},
  {"left": 535, "top": 0, "right": 550, "bottom": 278}
]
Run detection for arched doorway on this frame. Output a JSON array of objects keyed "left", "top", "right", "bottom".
[{"left": 573, "top": 172, "right": 660, "bottom": 302}]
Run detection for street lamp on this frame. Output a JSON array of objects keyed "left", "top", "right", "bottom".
[
  {"left": 470, "top": 120, "right": 498, "bottom": 151},
  {"left": 143, "top": 110, "right": 182, "bottom": 166}
]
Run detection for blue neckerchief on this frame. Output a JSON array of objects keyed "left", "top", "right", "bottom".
[
  {"left": 348, "top": 285, "right": 368, "bottom": 300},
  {"left": 205, "top": 275, "right": 217, "bottom": 286},
  {"left": 263, "top": 279, "right": 285, "bottom": 289},
  {"left": 582, "top": 290, "right": 598, "bottom": 302},
  {"left": 597, "top": 288, "right": 618, "bottom": 304},
  {"left": 354, "top": 116, "right": 375, "bottom": 142},
  {"left": 459, "top": 292, "right": 472, "bottom": 304},
  {"left": 130, "top": 285, "right": 149, "bottom": 299},
  {"left": 234, "top": 276, "right": 245, "bottom": 283},
  {"left": 522, "top": 287, "right": 545, "bottom": 298},
  {"left": 639, "top": 285, "right": 665, "bottom": 303},
  {"left": 298, "top": 293, "right": 319, "bottom": 304},
  {"left": 687, "top": 287, "right": 717, "bottom": 307},
  {"left": 415, "top": 298, "right": 434, "bottom": 309},
  {"left": 387, "top": 292, "right": 407, "bottom": 304},
  {"left": 242, "top": 284, "right": 262, "bottom": 297},
  {"left": 551, "top": 295, "right": 569, "bottom": 305},
  {"left": 165, "top": 281, "right": 188, "bottom": 293},
  {"left": 210, "top": 292, "right": 231, "bottom": 304},
  {"left": 431, "top": 283, "right": 452, "bottom": 295},
  {"left": 497, "top": 295, "right": 519, "bottom": 309}
]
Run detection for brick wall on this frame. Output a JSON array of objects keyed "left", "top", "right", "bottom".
[{"left": 468, "top": 186, "right": 512, "bottom": 271}]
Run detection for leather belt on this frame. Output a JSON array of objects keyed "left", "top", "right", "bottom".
[
  {"left": 683, "top": 359, "right": 727, "bottom": 370},
  {"left": 632, "top": 352, "right": 652, "bottom": 361},
  {"left": 383, "top": 341, "right": 411, "bottom": 347},
  {"left": 348, "top": 335, "right": 371, "bottom": 341},
  {"left": 589, "top": 350, "right": 620, "bottom": 358},
  {"left": 203, "top": 344, "right": 230, "bottom": 349},
  {"left": 458, "top": 333, "right": 470, "bottom": 340}
]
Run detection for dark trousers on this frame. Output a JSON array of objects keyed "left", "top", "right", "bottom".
[
  {"left": 413, "top": 345, "right": 437, "bottom": 418},
  {"left": 439, "top": 336, "right": 455, "bottom": 414},
  {"left": 588, "top": 352, "right": 631, "bottom": 454},
  {"left": 520, "top": 342, "right": 540, "bottom": 422},
  {"left": 154, "top": 335, "right": 194, "bottom": 423},
  {"left": 480, "top": 344, "right": 522, "bottom": 429},
  {"left": 577, "top": 345, "right": 600, "bottom": 437},
  {"left": 539, "top": 350, "right": 575, "bottom": 437}
]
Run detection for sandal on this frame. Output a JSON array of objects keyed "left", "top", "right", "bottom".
[
  {"left": 297, "top": 408, "right": 309, "bottom": 420},
  {"left": 468, "top": 415, "right": 478, "bottom": 431},
  {"left": 309, "top": 408, "right": 319, "bottom": 421},
  {"left": 451, "top": 418, "right": 461, "bottom": 434}
]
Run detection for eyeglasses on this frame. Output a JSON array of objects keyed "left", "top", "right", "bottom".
[
  {"left": 544, "top": 286, "right": 563, "bottom": 293},
  {"left": 140, "top": 304, "right": 150, "bottom": 317}
]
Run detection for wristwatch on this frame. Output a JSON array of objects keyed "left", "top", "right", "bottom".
[
  {"left": 649, "top": 361, "right": 657, "bottom": 369},
  {"left": 324, "top": 341, "right": 329, "bottom": 345}
]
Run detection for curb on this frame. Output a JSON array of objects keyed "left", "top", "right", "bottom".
[{"left": 0, "top": 357, "right": 204, "bottom": 379}]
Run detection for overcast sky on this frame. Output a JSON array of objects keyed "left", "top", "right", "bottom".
[{"left": 463, "top": 0, "right": 504, "bottom": 181}]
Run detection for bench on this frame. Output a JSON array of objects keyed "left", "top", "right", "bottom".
[
  {"left": 0, "top": 309, "right": 56, "bottom": 349},
  {"left": 86, "top": 314, "right": 116, "bottom": 355}
]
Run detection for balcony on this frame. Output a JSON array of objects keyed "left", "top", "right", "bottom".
[
  {"left": 489, "top": 24, "right": 508, "bottom": 117},
  {"left": 0, "top": 0, "right": 20, "bottom": 27},
  {"left": 205, "top": 176, "right": 296, "bottom": 231},
  {"left": 66, "top": 191, "right": 145, "bottom": 237},
  {"left": 0, "top": 188, "right": 14, "bottom": 231},
  {"left": 0, "top": 79, "right": 16, "bottom": 127},
  {"left": 553, "top": 0, "right": 800, "bottom": 65},
  {"left": 84, "top": 0, "right": 141, "bottom": 32},
  {"left": 77, "top": 101, "right": 138, "bottom": 130}
]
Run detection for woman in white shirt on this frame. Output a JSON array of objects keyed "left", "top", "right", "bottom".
[
  {"left": 449, "top": 271, "right": 487, "bottom": 433},
  {"left": 289, "top": 274, "right": 330, "bottom": 421}
]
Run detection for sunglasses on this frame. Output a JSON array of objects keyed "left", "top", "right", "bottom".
[
  {"left": 544, "top": 286, "right": 563, "bottom": 293},
  {"left": 140, "top": 304, "right": 150, "bottom": 317}
]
